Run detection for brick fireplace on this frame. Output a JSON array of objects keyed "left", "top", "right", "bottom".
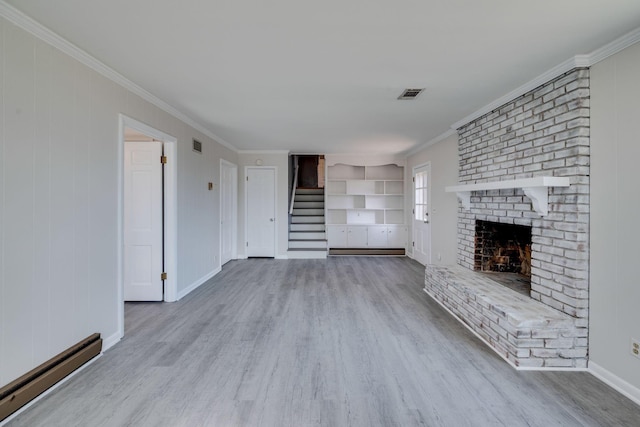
[{"left": 424, "top": 68, "right": 590, "bottom": 369}]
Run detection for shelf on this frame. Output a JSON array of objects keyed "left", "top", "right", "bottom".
[
  {"left": 347, "top": 180, "right": 384, "bottom": 195},
  {"left": 327, "top": 210, "right": 347, "bottom": 224},
  {"left": 365, "top": 164, "right": 403, "bottom": 180},
  {"left": 445, "top": 176, "right": 570, "bottom": 216},
  {"left": 326, "top": 195, "right": 365, "bottom": 209},
  {"left": 385, "top": 210, "right": 404, "bottom": 224},
  {"left": 347, "top": 210, "right": 384, "bottom": 225},
  {"left": 328, "top": 164, "right": 365, "bottom": 180},
  {"left": 385, "top": 181, "right": 403, "bottom": 194},
  {"left": 326, "top": 181, "right": 346, "bottom": 194}
]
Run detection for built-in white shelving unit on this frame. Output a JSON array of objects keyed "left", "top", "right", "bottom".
[{"left": 325, "top": 157, "right": 406, "bottom": 250}]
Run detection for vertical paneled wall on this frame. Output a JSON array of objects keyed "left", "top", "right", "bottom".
[
  {"left": 405, "top": 134, "right": 459, "bottom": 265},
  {"left": 0, "top": 17, "right": 238, "bottom": 386},
  {"left": 590, "top": 41, "right": 640, "bottom": 392}
]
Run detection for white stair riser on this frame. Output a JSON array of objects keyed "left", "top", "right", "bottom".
[
  {"left": 294, "top": 201, "right": 324, "bottom": 209},
  {"left": 295, "top": 189, "right": 324, "bottom": 195},
  {"left": 290, "top": 232, "right": 326, "bottom": 240},
  {"left": 290, "top": 223, "right": 325, "bottom": 232},
  {"left": 291, "top": 216, "right": 325, "bottom": 223},
  {"left": 295, "top": 195, "right": 324, "bottom": 202},
  {"left": 293, "top": 208, "right": 324, "bottom": 216},
  {"left": 289, "top": 240, "right": 327, "bottom": 249}
]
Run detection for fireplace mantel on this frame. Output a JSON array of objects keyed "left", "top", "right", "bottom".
[{"left": 445, "top": 176, "right": 570, "bottom": 216}]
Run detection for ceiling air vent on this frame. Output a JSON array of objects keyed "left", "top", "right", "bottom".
[
  {"left": 397, "top": 88, "right": 424, "bottom": 100},
  {"left": 192, "top": 139, "right": 202, "bottom": 153}
]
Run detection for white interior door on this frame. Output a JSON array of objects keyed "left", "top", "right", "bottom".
[
  {"left": 246, "top": 167, "right": 276, "bottom": 257},
  {"left": 221, "top": 160, "right": 237, "bottom": 265},
  {"left": 124, "top": 141, "right": 163, "bottom": 301},
  {"left": 413, "top": 163, "right": 432, "bottom": 265}
]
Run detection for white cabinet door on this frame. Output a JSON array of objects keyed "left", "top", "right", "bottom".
[
  {"left": 347, "top": 226, "right": 368, "bottom": 247},
  {"left": 387, "top": 226, "right": 407, "bottom": 248},
  {"left": 327, "top": 225, "right": 347, "bottom": 247},
  {"left": 367, "top": 226, "right": 388, "bottom": 247}
]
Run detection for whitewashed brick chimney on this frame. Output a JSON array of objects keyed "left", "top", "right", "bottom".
[{"left": 450, "top": 68, "right": 590, "bottom": 367}]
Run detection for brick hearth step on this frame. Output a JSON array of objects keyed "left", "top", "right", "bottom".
[{"left": 424, "top": 264, "right": 586, "bottom": 369}]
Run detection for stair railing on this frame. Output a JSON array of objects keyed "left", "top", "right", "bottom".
[{"left": 289, "top": 165, "right": 299, "bottom": 215}]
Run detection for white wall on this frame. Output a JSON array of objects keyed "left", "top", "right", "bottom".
[
  {"left": 0, "top": 17, "right": 237, "bottom": 386},
  {"left": 590, "top": 41, "right": 640, "bottom": 392},
  {"left": 237, "top": 152, "right": 289, "bottom": 259},
  {"left": 177, "top": 131, "right": 237, "bottom": 293},
  {"left": 405, "top": 134, "right": 459, "bottom": 265}
]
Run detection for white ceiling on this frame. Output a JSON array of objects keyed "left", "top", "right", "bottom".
[{"left": 6, "top": 0, "right": 640, "bottom": 154}]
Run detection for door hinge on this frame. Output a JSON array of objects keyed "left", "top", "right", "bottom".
[
  {"left": 246, "top": 176, "right": 249, "bottom": 181},
  {"left": 412, "top": 208, "right": 415, "bottom": 214},
  {"left": 246, "top": 242, "right": 249, "bottom": 247},
  {"left": 160, "top": 155, "right": 167, "bottom": 164},
  {"left": 412, "top": 241, "right": 415, "bottom": 247},
  {"left": 161, "top": 272, "right": 167, "bottom": 280},
  {"left": 412, "top": 177, "right": 415, "bottom": 182}
]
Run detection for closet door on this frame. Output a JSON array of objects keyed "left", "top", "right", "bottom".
[{"left": 246, "top": 167, "right": 276, "bottom": 257}]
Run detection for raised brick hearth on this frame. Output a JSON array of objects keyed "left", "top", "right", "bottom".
[{"left": 424, "top": 68, "right": 590, "bottom": 369}]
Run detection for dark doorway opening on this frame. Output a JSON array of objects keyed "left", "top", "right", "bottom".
[{"left": 297, "top": 155, "right": 321, "bottom": 188}]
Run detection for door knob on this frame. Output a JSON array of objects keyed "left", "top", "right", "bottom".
[{"left": 270, "top": 218, "right": 274, "bottom": 222}]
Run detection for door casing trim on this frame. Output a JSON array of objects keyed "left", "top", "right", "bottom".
[{"left": 118, "top": 115, "right": 178, "bottom": 340}]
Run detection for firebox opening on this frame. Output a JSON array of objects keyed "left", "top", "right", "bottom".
[{"left": 474, "top": 220, "right": 532, "bottom": 296}]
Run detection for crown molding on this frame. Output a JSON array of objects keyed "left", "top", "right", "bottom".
[
  {"left": 450, "top": 56, "right": 583, "bottom": 130},
  {"left": 588, "top": 26, "right": 640, "bottom": 65},
  {"left": 405, "top": 129, "right": 457, "bottom": 157},
  {"left": 451, "top": 26, "right": 640, "bottom": 131},
  {"left": 0, "top": 1, "right": 238, "bottom": 153}
]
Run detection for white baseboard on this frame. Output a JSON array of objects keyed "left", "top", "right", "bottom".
[
  {"left": 101, "top": 330, "right": 122, "bottom": 352},
  {"left": 275, "top": 255, "right": 288, "bottom": 260},
  {"left": 589, "top": 361, "right": 640, "bottom": 406},
  {"left": 177, "top": 268, "right": 221, "bottom": 300}
]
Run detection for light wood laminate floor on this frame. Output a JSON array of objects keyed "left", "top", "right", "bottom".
[{"left": 7, "top": 257, "right": 640, "bottom": 426}]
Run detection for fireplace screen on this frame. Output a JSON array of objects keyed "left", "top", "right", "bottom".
[{"left": 474, "top": 220, "right": 532, "bottom": 277}]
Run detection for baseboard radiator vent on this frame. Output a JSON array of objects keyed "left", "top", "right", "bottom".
[
  {"left": 0, "top": 333, "right": 102, "bottom": 422},
  {"left": 329, "top": 248, "right": 406, "bottom": 256}
]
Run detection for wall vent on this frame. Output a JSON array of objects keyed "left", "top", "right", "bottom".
[
  {"left": 398, "top": 88, "right": 424, "bottom": 100},
  {"left": 192, "top": 139, "right": 202, "bottom": 153}
]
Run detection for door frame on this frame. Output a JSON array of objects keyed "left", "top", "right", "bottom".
[
  {"left": 220, "top": 159, "right": 238, "bottom": 266},
  {"left": 244, "top": 166, "right": 277, "bottom": 257},
  {"left": 412, "top": 162, "right": 432, "bottom": 265},
  {"left": 117, "top": 115, "right": 178, "bottom": 337}
]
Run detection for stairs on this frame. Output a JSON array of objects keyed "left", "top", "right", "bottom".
[{"left": 288, "top": 188, "right": 327, "bottom": 259}]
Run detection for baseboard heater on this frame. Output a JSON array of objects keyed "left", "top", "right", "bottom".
[
  {"left": 329, "top": 248, "right": 406, "bottom": 256},
  {"left": 0, "top": 333, "right": 102, "bottom": 422}
]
